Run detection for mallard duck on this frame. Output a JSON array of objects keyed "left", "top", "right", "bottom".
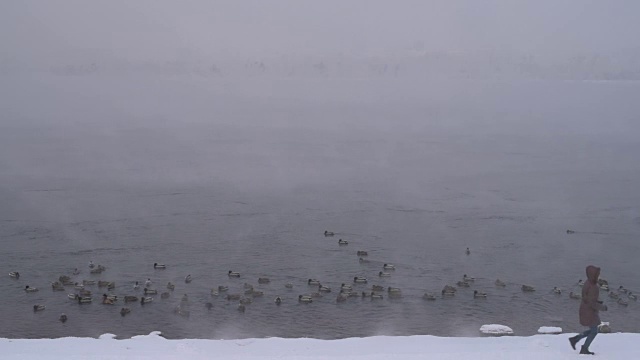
[
  {"left": 495, "top": 279, "right": 506, "bottom": 287},
  {"left": 359, "top": 257, "right": 371, "bottom": 264},
  {"left": 371, "top": 293, "right": 384, "bottom": 300},
  {"left": 340, "top": 283, "right": 353, "bottom": 291},
  {"left": 140, "top": 297, "right": 153, "bottom": 305},
  {"left": 52, "top": 282, "right": 65, "bottom": 291},
  {"left": 388, "top": 287, "right": 402, "bottom": 293},
  {"left": 274, "top": 297, "right": 282, "bottom": 305},
  {"left": 77, "top": 297, "right": 92, "bottom": 304},
  {"left": 357, "top": 250, "right": 368, "bottom": 256},
  {"left": 456, "top": 281, "right": 470, "bottom": 288},
  {"left": 347, "top": 291, "right": 360, "bottom": 298},
  {"left": 353, "top": 276, "right": 368, "bottom": 284},
  {"left": 98, "top": 281, "right": 111, "bottom": 288},
  {"left": 102, "top": 294, "right": 115, "bottom": 305},
  {"left": 226, "top": 294, "right": 241, "bottom": 301},
  {"left": 600, "top": 284, "right": 609, "bottom": 292},
  {"left": 553, "top": 287, "right": 562, "bottom": 295},
  {"left": 120, "top": 307, "right": 131, "bottom": 316},
  {"left": 522, "top": 285, "right": 535, "bottom": 292},
  {"left": 79, "top": 289, "right": 91, "bottom": 297},
  {"left": 298, "top": 295, "right": 313, "bottom": 303},
  {"left": 205, "top": 302, "right": 214, "bottom": 310},
  {"left": 598, "top": 278, "right": 609, "bottom": 286},
  {"left": 338, "top": 239, "right": 349, "bottom": 245},
  {"left": 372, "top": 285, "right": 385, "bottom": 292},
  {"left": 442, "top": 285, "right": 457, "bottom": 294},
  {"left": 257, "top": 277, "right": 270, "bottom": 284},
  {"left": 324, "top": 231, "right": 334, "bottom": 237},
  {"left": 144, "top": 288, "right": 157, "bottom": 295},
  {"left": 442, "top": 290, "right": 456, "bottom": 296},
  {"left": 473, "top": 290, "right": 487, "bottom": 298},
  {"left": 239, "top": 297, "right": 252, "bottom": 305},
  {"left": 465, "top": 247, "right": 471, "bottom": 255},
  {"left": 88, "top": 261, "right": 94, "bottom": 269},
  {"left": 383, "top": 264, "right": 395, "bottom": 270},
  {"left": 311, "top": 292, "right": 324, "bottom": 298},
  {"left": 33, "top": 304, "right": 45, "bottom": 312},
  {"left": 9, "top": 271, "right": 20, "bottom": 279},
  {"left": 144, "top": 279, "right": 152, "bottom": 287},
  {"left": 577, "top": 279, "right": 585, "bottom": 287},
  {"left": 24, "top": 286, "right": 38, "bottom": 293},
  {"left": 68, "top": 293, "right": 78, "bottom": 300},
  {"left": 166, "top": 282, "right": 175, "bottom": 290},
  {"left": 318, "top": 285, "right": 332, "bottom": 293},
  {"left": 124, "top": 296, "right": 138, "bottom": 303},
  {"left": 184, "top": 274, "right": 192, "bottom": 283},
  {"left": 59, "top": 313, "right": 68, "bottom": 323},
  {"left": 59, "top": 275, "right": 71, "bottom": 283},
  {"left": 228, "top": 271, "right": 241, "bottom": 278},
  {"left": 82, "top": 280, "right": 96, "bottom": 286},
  {"left": 218, "top": 285, "right": 229, "bottom": 292},
  {"left": 618, "top": 298, "right": 629, "bottom": 306},
  {"left": 307, "top": 279, "right": 321, "bottom": 286},
  {"left": 251, "top": 290, "right": 264, "bottom": 297},
  {"left": 618, "top": 286, "right": 629, "bottom": 294},
  {"left": 609, "top": 292, "right": 619, "bottom": 299},
  {"left": 628, "top": 292, "right": 637, "bottom": 301},
  {"left": 378, "top": 271, "right": 391, "bottom": 277},
  {"left": 160, "top": 292, "right": 170, "bottom": 299},
  {"left": 463, "top": 274, "right": 475, "bottom": 282},
  {"left": 569, "top": 291, "right": 581, "bottom": 300},
  {"left": 285, "top": 283, "right": 293, "bottom": 289},
  {"left": 423, "top": 293, "right": 437, "bottom": 300},
  {"left": 74, "top": 283, "right": 84, "bottom": 290},
  {"left": 153, "top": 263, "right": 166, "bottom": 269}
]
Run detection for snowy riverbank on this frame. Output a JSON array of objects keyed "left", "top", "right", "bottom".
[{"left": 2, "top": 331, "right": 639, "bottom": 359}]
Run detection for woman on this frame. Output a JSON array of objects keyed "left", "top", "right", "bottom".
[{"left": 569, "top": 265, "right": 607, "bottom": 355}]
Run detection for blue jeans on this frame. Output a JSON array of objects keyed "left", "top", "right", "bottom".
[{"left": 575, "top": 326, "right": 598, "bottom": 349}]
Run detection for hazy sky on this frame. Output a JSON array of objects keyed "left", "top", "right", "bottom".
[{"left": 2, "top": 0, "right": 639, "bottom": 64}]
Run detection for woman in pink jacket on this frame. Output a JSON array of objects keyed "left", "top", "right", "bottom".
[{"left": 569, "top": 265, "right": 608, "bottom": 355}]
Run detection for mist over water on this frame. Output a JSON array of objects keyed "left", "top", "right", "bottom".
[{"left": 1, "top": 1, "right": 640, "bottom": 340}]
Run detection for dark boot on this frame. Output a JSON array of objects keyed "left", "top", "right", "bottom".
[
  {"left": 580, "top": 346, "right": 595, "bottom": 355},
  {"left": 569, "top": 336, "right": 579, "bottom": 350}
]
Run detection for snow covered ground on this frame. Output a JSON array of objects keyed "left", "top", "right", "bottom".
[{"left": 1, "top": 331, "right": 638, "bottom": 359}]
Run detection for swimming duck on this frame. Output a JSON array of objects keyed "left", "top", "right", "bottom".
[
  {"left": 102, "top": 294, "right": 115, "bottom": 305},
  {"left": 495, "top": 279, "right": 506, "bottom": 287},
  {"left": 68, "top": 293, "right": 78, "bottom": 300},
  {"left": 25, "top": 286, "right": 39, "bottom": 293},
  {"left": 243, "top": 287, "right": 255, "bottom": 295},
  {"left": 77, "top": 297, "right": 92, "bottom": 304},
  {"left": 307, "top": 279, "right": 321, "bottom": 286},
  {"left": 577, "top": 279, "right": 585, "bottom": 287},
  {"left": 33, "top": 305, "right": 45, "bottom": 312},
  {"left": 59, "top": 275, "right": 72, "bottom": 284},
  {"left": 346, "top": 291, "right": 360, "bottom": 298},
  {"left": 239, "top": 297, "right": 252, "bottom": 305},
  {"left": 59, "top": 313, "right": 68, "bottom": 323},
  {"left": 218, "top": 285, "right": 229, "bottom": 292},
  {"left": 88, "top": 261, "right": 94, "bottom": 269},
  {"left": 181, "top": 294, "right": 189, "bottom": 303},
  {"left": 609, "top": 292, "right": 619, "bottom": 299},
  {"left": 140, "top": 297, "right": 153, "bottom": 305},
  {"left": 442, "top": 285, "right": 457, "bottom": 294},
  {"left": 298, "top": 295, "right": 313, "bottom": 303},
  {"left": 318, "top": 285, "right": 332, "bottom": 293},
  {"left": 600, "top": 284, "right": 610, "bottom": 292},
  {"left": 618, "top": 286, "right": 628, "bottom": 294},
  {"left": 598, "top": 278, "right": 608, "bottom": 286},
  {"left": 354, "top": 276, "right": 368, "bottom": 284},
  {"left": 361, "top": 291, "right": 371, "bottom": 298},
  {"left": 618, "top": 298, "right": 629, "bottom": 306},
  {"left": 553, "top": 287, "right": 562, "bottom": 295},
  {"left": 462, "top": 274, "right": 475, "bottom": 282},
  {"left": 228, "top": 271, "right": 241, "bottom": 278},
  {"left": 341, "top": 283, "right": 353, "bottom": 291},
  {"left": 251, "top": 290, "right": 264, "bottom": 297},
  {"left": 74, "top": 283, "right": 84, "bottom": 290},
  {"left": 98, "top": 281, "right": 112, "bottom": 288},
  {"left": 521, "top": 285, "right": 535, "bottom": 292},
  {"left": 51, "top": 282, "right": 65, "bottom": 291},
  {"left": 205, "top": 302, "right": 214, "bottom": 310},
  {"left": 465, "top": 248, "right": 471, "bottom": 255},
  {"left": 120, "top": 308, "right": 131, "bottom": 316},
  {"left": 423, "top": 293, "right": 437, "bottom": 301},
  {"left": 383, "top": 264, "right": 396, "bottom": 271},
  {"left": 566, "top": 230, "right": 575, "bottom": 234},
  {"left": 160, "top": 292, "right": 170, "bottom": 299},
  {"left": 324, "top": 231, "right": 335, "bottom": 237},
  {"left": 9, "top": 271, "right": 20, "bottom": 279},
  {"left": 338, "top": 239, "right": 349, "bottom": 245},
  {"left": 274, "top": 297, "right": 282, "bottom": 305},
  {"left": 133, "top": 281, "right": 140, "bottom": 290},
  {"left": 569, "top": 292, "right": 581, "bottom": 300},
  {"left": 226, "top": 294, "right": 241, "bottom": 301},
  {"left": 371, "top": 293, "right": 384, "bottom": 300},
  {"left": 388, "top": 287, "right": 402, "bottom": 293},
  {"left": 166, "top": 282, "right": 175, "bottom": 290},
  {"left": 378, "top": 271, "right": 391, "bottom": 277},
  {"left": 72, "top": 268, "right": 80, "bottom": 275},
  {"left": 357, "top": 250, "right": 368, "bottom": 256},
  {"left": 473, "top": 290, "right": 487, "bottom": 298},
  {"left": 153, "top": 263, "right": 166, "bottom": 269},
  {"left": 124, "top": 296, "right": 138, "bottom": 303},
  {"left": 79, "top": 289, "right": 92, "bottom": 297},
  {"left": 285, "top": 283, "right": 293, "bottom": 289},
  {"left": 144, "top": 279, "right": 152, "bottom": 287},
  {"left": 442, "top": 290, "right": 456, "bottom": 296},
  {"left": 258, "top": 277, "right": 270, "bottom": 284},
  {"left": 144, "top": 288, "right": 157, "bottom": 295},
  {"left": 628, "top": 292, "right": 637, "bottom": 301},
  {"left": 184, "top": 274, "right": 192, "bottom": 283},
  {"left": 82, "top": 280, "right": 96, "bottom": 286},
  {"left": 372, "top": 285, "right": 385, "bottom": 292},
  {"left": 456, "top": 281, "right": 470, "bottom": 288},
  {"left": 359, "top": 257, "right": 371, "bottom": 264}
]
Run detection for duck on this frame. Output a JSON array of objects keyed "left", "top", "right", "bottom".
[
  {"left": 59, "top": 275, "right": 72, "bottom": 284},
  {"left": 166, "top": 282, "right": 175, "bottom": 291},
  {"left": 82, "top": 280, "right": 96, "bottom": 286},
  {"left": 609, "top": 292, "right": 619, "bottom": 299},
  {"left": 383, "top": 264, "right": 396, "bottom": 271},
  {"left": 628, "top": 292, "right": 637, "bottom": 301},
  {"left": 442, "top": 290, "right": 456, "bottom": 296},
  {"left": 239, "top": 297, "right": 252, "bottom": 305},
  {"left": 521, "top": 285, "right": 535, "bottom": 292},
  {"left": 361, "top": 291, "right": 371, "bottom": 298},
  {"left": 243, "top": 282, "right": 254, "bottom": 290},
  {"left": 618, "top": 286, "right": 628, "bottom": 294},
  {"left": 218, "top": 285, "right": 229, "bottom": 292},
  {"left": 102, "top": 294, "right": 115, "bottom": 305},
  {"left": 205, "top": 302, "right": 214, "bottom": 310},
  {"left": 73, "top": 283, "right": 84, "bottom": 290},
  {"left": 274, "top": 297, "right": 282, "bottom": 305},
  {"left": 228, "top": 271, "right": 241, "bottom": 278},
  {"left": 465, "top": 247, "right": 471, "bottom": 255},
  {"left": 618, "top": 298, "right": 629, "bottom": 306},
  {"left": 318, "top": 285, "right": 332, "bottom": 293},
  {"left": 372, "top": 285, "right": 385, "bottom": 292},
  {"left": 357, "top": 250, "right": 368, "bottom": 256},
  {"left": 72, "top": 268, "right": 80, "bottom": 275},
  {"left": 340, "top": 283, "right": 353, "bottom": 291},
  {"left": 553, "top": 287, "right": 562, "bottom": 295},
  {"left": 160, "top": 292, "right": 170, "bottom": 299},
  {"left": 359, "top": 257, "right": 371, "bottom": 264},
  {"left": 566, "top": 230, "right": 575, "bottom": 234},
  {"left": 495, "top": 279, "right": 506, "bottom": 287},
  {"left": 456, "top": 281, "right": 470, "bottom": 288},
  {"left": 24, "top": 285, "right": 39, "bottom": 293},
  {"left": 353, "top": 276, "right": 368, "bottom": 284},
  {"left": 371, "top": 293, "right": 384, "bottom": 300},
  {"left": 251, "top": 290, "right": 264, "bottom": 297},
  {"left": 338, "top": 239, "right": 349, "bottom": 245},
  {"left": 33, "top": 305, "right": 45, "bottom": 312},
  {"left": 473, "top": 290, "right": 487, "bottom": 298},
  {"left": 600, "top": 284, "right": 610, "bottom": 292},
  {"left": 88, "top": 261, "right": 95, "bottom": 269},
  {"left": 324, "top": 231, "right": 335, "bottom": 237},
  {"left": 184, "top": 274, "right": 193, "bottom": 283},
  {"left": 124, "top": 296, "right": 138, "bottom": 303},
  {"left": 226, "top": 294, "right": 241, "bottom": 301},
  {"left": 298, "top": 295, "right": 313, "bottom": 303},
  {"left": 79, "top": 289, "right": 92, "bottom": 297},
  {"left": 387, "top": 287, "right": 402, "bottom": 293},
  {"left": 285, "top": 283, "right": 293, "bottom": 289},
  {"left": 181, "top": 294, "right": 189, "bottom": 303},
  {"left": 144, "top": 287, "right": 158, "bottom": 295},
  {"left": 59, "top": 313, "right": 68, "bottom": 323},
  {"left": 577, "top": 279, "right": 585, "bottom": 287},
  {"left": 140, "top": 297, "right": 153, "bottom": 305},
  {"left": 51, "top": 282, "right": 65, "bottom": 291},
  {"left": 307, "top": 279, "right": 321, "bottom": 286},
  {"left": 378, "top": 271, "right": 391, "bottom": 277},
  {"left": 9, "top": 271, "right": 20, "bottom": 279},
  {"left": 442, "top": 285, "right": 457, "bottom": 294},
  {"left": 598, "top": 278, "right": 609, "bottom": 286},
  {"left": 77, "top": 297, "right": 92, "bottom": 304},
  {"left": 98, "top": 281, "right": 112, "bottom": 288},
  {"left": 120, "top": 308, "right": 131, "bottom": 316},
  {"left": 569, "top": 291, "right": 581, "bottom": 300},
  {"left": 68, "top": 293, "right": 79, "bottom": 300},
  {"left": 153, "top": 263, "right": 166, "bottom": 269},
  {"left": 423, "top": 293, "right": 437, "bottom": 301},
  {"left": 462, "top": 274, "right": 475, "bottom": 282}
]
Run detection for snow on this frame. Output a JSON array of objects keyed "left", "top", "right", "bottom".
[
  {"left": 479, "top": 324, "right": 514, "bottom": 335},
  {"left": 2, "top": 331, "right": 639, "bottom": 359},
  {"left": 538, "top": 326, "right": 563, "bottom": 334}
]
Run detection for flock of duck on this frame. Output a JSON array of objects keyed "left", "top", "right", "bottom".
[{"left": 8, "top": 230, "right": 637, "bottom": 324}]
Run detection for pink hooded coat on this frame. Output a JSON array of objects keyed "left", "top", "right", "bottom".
[{"left": 579, "top": 265, "right": 606, "bottom": 327}]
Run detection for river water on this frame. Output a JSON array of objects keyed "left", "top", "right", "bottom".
[{"left": 1, "top": 76, "right": 639, "bottom": 339}]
